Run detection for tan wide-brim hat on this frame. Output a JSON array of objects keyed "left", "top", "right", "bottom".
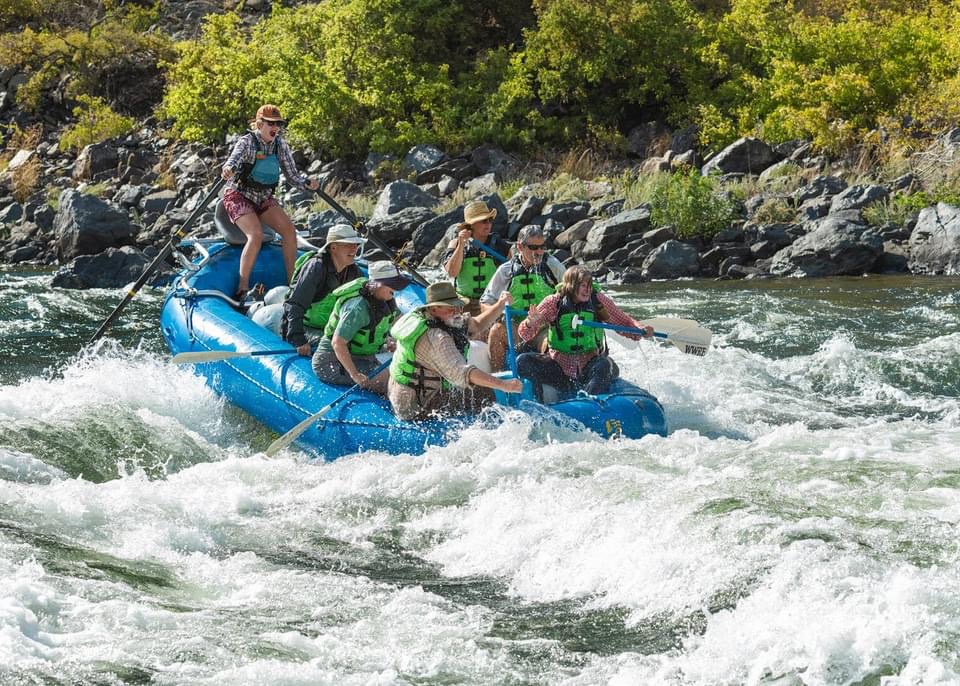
[
  {"left": 421, "top": 281, "right": 469, "bottom": 308},
  {"left": 462, "top": 199, "right": 497, "bottom": 225},
  {"left": 319, "top": 223, "right": 366, "bottom": 253}
]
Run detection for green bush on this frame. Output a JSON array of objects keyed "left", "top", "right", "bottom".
[
  {"left": 59, "top": 95, "right": 136, "bottom": 152},
  {"left": 703, "top": 0, "right": 960, "bottom": 153},
  {"left": 0, "top": 3, "right": 173, "bottom": 114},
  {"left": 161, "top": 1, "right": 528, "bottom": 156},
  {"left": 650, "top": 168, "right": 736, "bottom": 238},
  {"left": 489, "top": 0, "right": 710, "bottom": 151}
]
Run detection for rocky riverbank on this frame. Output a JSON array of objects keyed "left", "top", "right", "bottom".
[{"left": 3, "top": 110, "right": 960, "bottom": 288}]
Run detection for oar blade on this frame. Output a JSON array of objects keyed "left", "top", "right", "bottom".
[
  {"left": 660, "top": 325, "right": 712, "bottom": 356},
  {"left": 265, "top": 404, "right": 333, "bottom": 457}
]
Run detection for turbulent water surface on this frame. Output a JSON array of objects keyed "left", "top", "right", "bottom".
[{"left": 2, "top": 267, "right": 960, "bottom": 685}]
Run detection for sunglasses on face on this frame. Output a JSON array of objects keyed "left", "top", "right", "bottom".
[
  {"left": 261, "top": 120, "right": 285, "bottom": 128},
  {"left": 523, "top": 242, "right": 546, "bottom": 251}
]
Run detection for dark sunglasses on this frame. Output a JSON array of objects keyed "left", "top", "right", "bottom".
[
  {"left": 523, "top": 242, "right": 546, "bottom": 251},
  {"left": 261, "top": 119, "right": 286, "bottom": 128}
]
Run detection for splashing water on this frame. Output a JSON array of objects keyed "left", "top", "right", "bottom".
[{"left": 2, "top": 270, "right": 960, "bottom": 684}]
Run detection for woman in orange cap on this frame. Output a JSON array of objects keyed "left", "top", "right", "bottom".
[{"left": 221, "top": 104, "right": 320, "bottom": 300}]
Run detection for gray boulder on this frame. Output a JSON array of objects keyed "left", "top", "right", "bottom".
[
  {"left": 0, "top": 202, "right": 22, "bottom": 225},
  {"left": 554, "top": 219, "right": 594, "bottom": 249},
  {"left": 51, "top": 246, "right": 154, "bottom": 289},
  {"left": 403, "top": 145, "right": 445, "bottom": 174},
  {"left": 368, "top": 206, "right": 436, "bottom": 248},
  {"left": 641, "top": 240, "right": 701, "bottom": 279},
  {"left": 769, "top": 216, "right": 882, "bottom": 277},
  {"left": 371, "top": 180, "right": 439, "bottom": 221},
  {"left": 702, "top": 137, "right": 778, "bottom": 176},
  {"left": 513, "top": 195, "right": 545, "bottom": 226},
  {"left": 793, "top": 175, "right": 847, "bottom": 205},
  {"left": 72, "top": 141, "right": 119, "bottom": 181},
  {"left": 462, "top": 172, "right": 499, "bottom": 197},
  {"left": 581, "top": 207, "right": 652, "bottom": 260},
  {"left": 908, "top": 203, "right": 960, "bottom": 274},
  {"left": 537, "top": 201, "right": 590, "bottom": 228},
  {"left": 471, "top": 145, "right": 517, "bottom": 176},
  {"left": 409, "top": 206, "right": 464, "bottom": 264},
  {"left": 139, "top": 190, "right": 179, "bottom": 215},
  {"left": 54, "top": 190, "right": 136, "bottom": 260},
  {"left": 828, "top": 184, "right": 888, "bottom": 214}
]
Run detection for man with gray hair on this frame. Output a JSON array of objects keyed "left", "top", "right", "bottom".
[{"left": 479, "top": 225, "right": 566, "bottom": 372}]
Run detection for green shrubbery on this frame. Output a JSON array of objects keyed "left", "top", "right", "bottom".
[
  {"left": 158, "top": 0, "right": 960, "bottom": 159},
  {"left": 59, "top": 95, "right": 136, "bottom": 152},
  {"left": 650, "top": 168, "right": 736, "bottom": 238},
  {"left": 4, "top": 0, "right": 960, "bottom": 165},
  {"left": 0, "top": 2, "right": 173, "bottom": 114}
]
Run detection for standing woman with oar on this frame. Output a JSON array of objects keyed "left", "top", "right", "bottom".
[{"left": 221, "top": 104, "right": 320, "bottom": 301}]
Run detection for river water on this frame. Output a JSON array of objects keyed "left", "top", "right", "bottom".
[{"left": 2, "top": 269, "right": 959, "bottom": 685}]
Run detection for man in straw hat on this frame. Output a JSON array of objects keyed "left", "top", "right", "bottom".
[
  {"left": 388, "top": 282, "right": 522, "bottom": 420},
  {"left": 442, "top": 199, "right": 510, "bottom": 318},
  {"left": 282, "top": 224, "right": 365, "bottom": 356}
]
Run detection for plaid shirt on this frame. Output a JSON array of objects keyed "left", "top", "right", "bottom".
[
  {"left": 518, "top": 292, "right": 644, "bottom": 379},
  {"left": 223, "top": 131, "right": 308, "bottom": 205},
  {"left": 387, "top": 315, "right": 484, "bottom": 420}
]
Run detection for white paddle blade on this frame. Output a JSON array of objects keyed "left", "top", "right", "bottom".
[
  {"left": 265, "top": 404, "right": 333, "bottom": 457},
  {"left": 171, "top": 350, "right": 248, "bottom": 364},
  {"left": 642, "top": 317, "right": 703, "bottom": 334},
  {"left": 661, "top": 326, "right": 712, "bottom": 356}
]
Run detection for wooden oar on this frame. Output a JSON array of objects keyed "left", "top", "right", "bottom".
[
  {"left": 572, "top": 316, "right": 712, "bottom": 356},
  {"left": 265, "top": 357, "right": 392, "bottom": 457},
  {"left": 172, "top": 348, "right": 297, "bottom": 364}
]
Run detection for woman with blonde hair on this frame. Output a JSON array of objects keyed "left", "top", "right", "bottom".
[
  {"left": 221, "top": 104, "right": 320, "bottom": 300},
  {"left": 515, "top": 266, "right": 654, "bottom": 398}
]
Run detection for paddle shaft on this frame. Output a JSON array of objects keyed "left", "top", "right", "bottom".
[
  {"left": 503, "top": 305, "right": 520, "bottom": 377},
  {"left": 172, "top": 348, "right": 297, "bottom": 364},
  {"left": 266, "top": 357, "right": 392, "bottom": 456},
  {"left": 89, "top": 178, "right": 226, "bottom": 344},
  {"left": 575, "top": 318, "right": 710, "bottom": 356},
  {"left": 313, "top": 188, "right": 430, "bottom": 288}
]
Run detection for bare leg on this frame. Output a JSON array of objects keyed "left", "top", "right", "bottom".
[
  {"left": 234, "top": 212, "right": 264, "bottom": 293},
  {"left": 260, "top": 205, "right": 298, "bottom": 282}
]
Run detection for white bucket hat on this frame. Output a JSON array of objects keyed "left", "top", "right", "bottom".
[
  {"left": 319, "top": 223, "right": 366, "bottom": 252},
  {"left": 366, "top": 260, "right": 410, "bottom": 291}
]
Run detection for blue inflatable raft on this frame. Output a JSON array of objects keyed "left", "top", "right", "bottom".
[{"left": 160, "top": 240, "right": 668, "bottom": 459}]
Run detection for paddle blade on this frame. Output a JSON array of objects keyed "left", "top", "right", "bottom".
[
  {"left": 659, "top": 325, "right": 712, "bottom": 356},
  {"left": 265, "top": 404, "right": 333, "bottom": 457}
]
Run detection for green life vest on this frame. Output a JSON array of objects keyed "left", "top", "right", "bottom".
[
  {"left": 547, "top": 294, "right": 606, "bottom": 354},
  {"left": 323, "top": 278, "right": 398, "bottom": 356},
  {"left": 390, "top": 311, "right": 468, "bottom": 390},
  {"left": 289, "top": 251, "right": 340, "bottom": 330},
  {"left": 506, "top": 258, "right": 557, "bottom": 318},
  {"left": 455, "top": 241, "right": 498, "bottom": 299}
]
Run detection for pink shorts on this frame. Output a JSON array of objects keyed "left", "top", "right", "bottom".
[{"left": 223, "top": 188, "right": 280, "bottom": 223}]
